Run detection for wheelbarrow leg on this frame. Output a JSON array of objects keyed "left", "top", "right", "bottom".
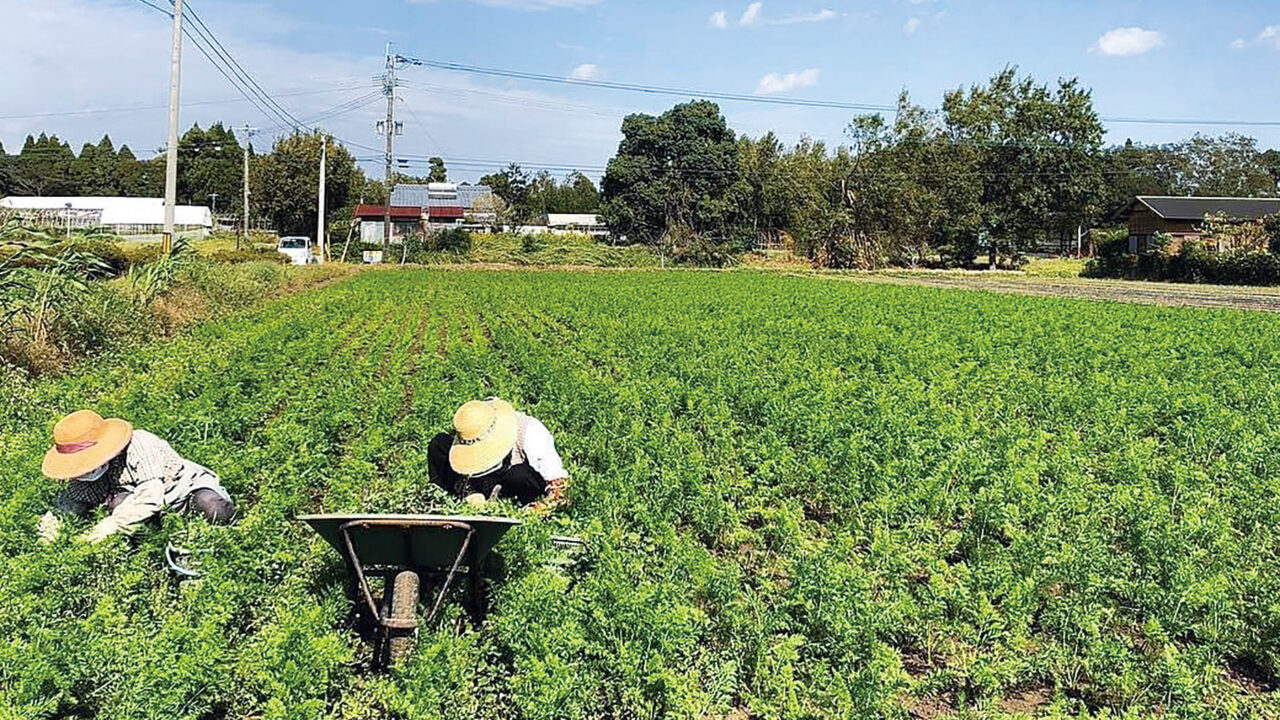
[{"left": 469, "top": 541, "right": 484, "bottom": 625}]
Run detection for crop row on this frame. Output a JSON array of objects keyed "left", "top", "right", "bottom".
[{"left": 2, "top": 269, "right": 1279, "bottom": 718}]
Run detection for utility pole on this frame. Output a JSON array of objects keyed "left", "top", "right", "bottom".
[
  {"left": 316, "top": 133, "right": 327, "bottom": 265},
  {"left": 238, "top": 125, "right": 256, "bottom": 251},
  {"left": 209, "top": 192, "right": 218, "bottom": 215},
  {"left": 379, "top": 42, "right": 401, "bottom": 255},
  {"left": 161, "top": 0, "right": 185, "bottom": 255}
]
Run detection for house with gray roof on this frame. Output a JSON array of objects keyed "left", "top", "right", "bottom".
[{"left": 1122, "top": 196, "right": 1280, "bottom": 253}]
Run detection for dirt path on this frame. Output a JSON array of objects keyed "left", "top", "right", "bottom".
[{"left": 823, "top": 271, "right": 1280, "bottom": 313}]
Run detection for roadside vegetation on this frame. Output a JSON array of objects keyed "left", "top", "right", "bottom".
[
  {"left": 0, "top": 219, "right": 353, "bottom": 378},
  {"left": 2, "top": 269, "right": 1278, "bottom": 718},
  {"left": 1087, "top": 217, "right": 1280, "bottom": 286}
]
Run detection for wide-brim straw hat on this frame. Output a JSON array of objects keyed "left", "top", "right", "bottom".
[
  {"left": 42, "top": 410, "right": 133, "bottom": 480},
  {"left": 449, "top": 398, "right": 517, "bottom": 477}
]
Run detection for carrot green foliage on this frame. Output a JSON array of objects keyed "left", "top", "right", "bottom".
[{"left": 1, "top": 269, "right": 1278, "bottom": 718}]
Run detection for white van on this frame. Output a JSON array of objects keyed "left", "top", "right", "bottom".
[{"left": 277, "top": 236, "right": 314, "bottom": 266}]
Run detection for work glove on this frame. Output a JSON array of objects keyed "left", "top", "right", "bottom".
[
  {"left": 82, "top": 517, "right": 122, "bottom": 544},
  {"left": 36, "top": 512, "right": 63, "bottom": 544}
]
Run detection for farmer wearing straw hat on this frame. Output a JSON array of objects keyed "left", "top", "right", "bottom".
[
  {"left": 428, "top": 398, "right": 568, "bottom": 509},
  {"left": 36, "top": 410, "right": 236, "bottom": 544}
]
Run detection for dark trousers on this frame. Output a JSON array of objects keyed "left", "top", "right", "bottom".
[
  {"left": 104, "top": 489, "right": 236, "bottom": 524},
  {"left": 427, "top": 433, "right": 547, "bottom": 506}
]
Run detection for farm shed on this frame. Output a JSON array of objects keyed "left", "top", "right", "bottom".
[
  {"left": 0, "top": 196, "right": 213, "bottom": 236},
  {"left": 1123, "top": 196, "right": 1280, "bottom": 253}
]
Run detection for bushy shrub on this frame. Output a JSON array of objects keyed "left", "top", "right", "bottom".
[
  {"left": 430, "top": 228, "right": 472, "bottom": 254},
  {"left": 1088, "top": 236, "right": 1280, "bottom": 286},
  {"left": 56, "top": 238, "right": 131, "bottom": 276},
  {"left": 0, "top": 257, "right": 354, "bottom": 377},
  {"left": 120, "top": 243, "right": 162, "bottom": 267},
  {"left": 663, "top": 226, "right": 743, "bottom": 267},
  {"left": 0, "top": 237, "right": 130, "bottom": 276},
  {"left": 520, "top": 233, "right": 544, "bottom": 253},
  {"left": 1093, "top": 228, "right": 1131, "bottom": 259}
]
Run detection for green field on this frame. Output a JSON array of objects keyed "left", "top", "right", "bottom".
[{"left": 2, "top": 268, "right": 1279, "bottom": 718}]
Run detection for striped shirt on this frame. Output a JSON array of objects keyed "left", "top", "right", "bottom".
[{"left": 56, "top": 430, "right": 225, "bottom": 539}]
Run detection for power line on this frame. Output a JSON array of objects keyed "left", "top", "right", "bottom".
[
  {"left": 394, "top": 55, "right": 897, "bottom": 113},
  {"left": 397, "top": 55, "right": 1280, "bottom": 131},
  {"left": 133, "top": 0, "right": 286, "bottom": 127},
  {"left": 396, "top": 95, "right": 450, "bottom": 158},
  {"left": 260, "top": 91, "right": 383, "bottom": 134},
  {"left": 132, "top": 0, "right": 313, "bottom": 132},
  {"left": 180, "top": 1, "right": 306, "bottom": 129}
]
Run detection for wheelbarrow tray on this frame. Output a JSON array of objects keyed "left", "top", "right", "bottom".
[{"left": 297, "top": 513, "right": 521, "bottom": 570}]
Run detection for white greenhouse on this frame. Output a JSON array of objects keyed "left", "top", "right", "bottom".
[{"left": 0, "top": 196, "right": 213, "bottom": 237}]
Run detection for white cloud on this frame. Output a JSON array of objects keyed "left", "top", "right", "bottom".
[
  {"left": 1247, "top": 25, "right": 1280, "bottom": 49},
  {"left": 568, "top": 63, "right": 602, "bottom": 80},
  {"left": 1093, "top": 27, "right": 1164, "bottom": 56},
  {"left": 710, "top": 10, "right": 728, "bottom": 29},
  {"left": 773, "top": 8, "right": 837, "bottom": 25},
  {"left": 1229, "top": 25, "right": 1280, "bottom": 49},
  {"left": 904, "top": 17, "right": 921, "bottom": 34},
  {"left": 740, "top": 2, "right": 763, "bottom": 26},
  {"left": 755, "top": 68, "right": 820, "bottom": 95},
  {"left": 0, "top": 0, "right": 627, "bottom": 183}
]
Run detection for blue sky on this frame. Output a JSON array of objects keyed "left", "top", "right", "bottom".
[{"left": 2, "top": 0, "right": 1279, "bottom": 183}]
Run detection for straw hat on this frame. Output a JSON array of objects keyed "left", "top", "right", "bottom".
[
  {"left": 41, "top": 410, "right": 133, "bottom": 480},
  {"left": 449, "top": 398, "right": 517, "bottom": 477}
]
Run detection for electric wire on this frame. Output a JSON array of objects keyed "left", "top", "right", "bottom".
[{"left": 397, "top": 55, "right": 1280, "bottom": 131}]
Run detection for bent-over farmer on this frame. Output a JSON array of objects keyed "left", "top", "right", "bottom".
[
  {"left": 37, "top": 410, "right": 236, "bottom": 544},
  {"left": 428, "top": 398, "right": 568, "bottom": 509}
]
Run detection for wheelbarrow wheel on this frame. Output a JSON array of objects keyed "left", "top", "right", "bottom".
[{"left": 387, "top": 570, "right": 419, "bottom": 665}]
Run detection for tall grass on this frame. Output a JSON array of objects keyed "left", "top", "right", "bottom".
[{"left": 0, "top": 222, "right": 354, "bottom": 377}]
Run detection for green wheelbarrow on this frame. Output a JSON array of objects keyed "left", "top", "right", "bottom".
[{"left": 298, "top": 514, "right": 521, "bottom": 664}]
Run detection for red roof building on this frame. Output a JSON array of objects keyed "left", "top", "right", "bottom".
[
  {"left": 353, "top": 205, "right": 422, "bottom": 220},
  {"left": 427, "top": 206, "right": 465, "bottom": 220}
]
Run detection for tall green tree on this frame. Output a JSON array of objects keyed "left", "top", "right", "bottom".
[
  {"left": 427, "top": 157, "right": 447, "bottom": 183},
  {"left": 480, "top": 164, "right": 531, "bottom": 214},
  {"left": 73, "top": 136, "right": 120, "bottom": 195},
  {"left": 551, "top": 172, "right": 601, "bottom": 213},
  {"left": 17, "top": 134, "right": 78, "bottom": 196},
  {"left": 1178, "top": 133, "right": 1276, "bottom": 197},
  {"left": 253, "top": 132, "right": 359, "bottom": 237},
  {"left": 738, "top": 132, "right": 789, "bottom": 246},
  {"left": 0, "top": 140, "right": 16, "bottom": 196},
  {"left": 601, "top": 100, "right": 746, "bottom": 246},
  {"left": 113, "top": 145, "right": 162, "bottom": 197},
  {"left": 942, "top": 68, "right": 1105, "bottom": 267},
  {"left": 177, "top": 123, "right": 243, "bottom": 214}
]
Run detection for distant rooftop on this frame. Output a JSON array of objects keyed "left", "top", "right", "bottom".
[
  {"left": 1135, "top": 196, "right": 1280, "bottom": 222},
  {"left": 391, "top": 183, "right": 494, "bottom": 209}
]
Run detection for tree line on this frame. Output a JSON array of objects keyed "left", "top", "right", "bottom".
[
  {"left": 0, "top": 124, "right": 383, "bottom": 237},
  {"left": 599, "top": 68, "right": 1280, "bottom": 267},
  {"left": 0, "top": 123, "right": 605, "bottom": 238}
]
